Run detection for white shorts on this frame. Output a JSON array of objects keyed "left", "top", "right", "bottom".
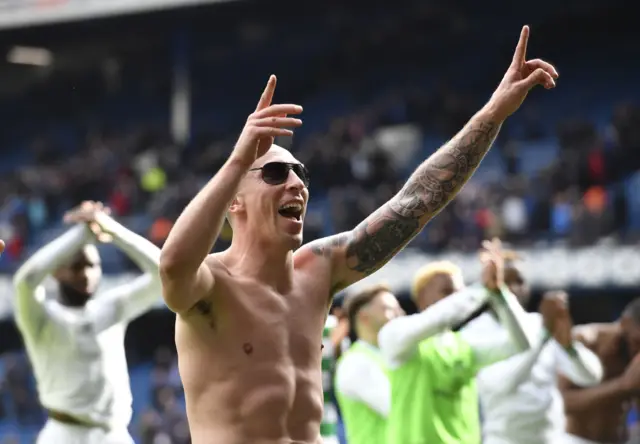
[
  {"left": 559, "top": 434, "right": 626, "bottom": 444},
  {"left": 36, "top": 419, "right": 134, "bottom": 444}
]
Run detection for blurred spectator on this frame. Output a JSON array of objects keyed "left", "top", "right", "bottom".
[{"left": 551, "top": 191, "right": 574, "bottom": 239}]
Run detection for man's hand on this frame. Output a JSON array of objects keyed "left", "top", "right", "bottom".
[
  {"left": 0, "top": 239, "right": 4, "bottom": 256},
  {"left": 540, "top": 290, "right": 572, "bottom": 348},
  {"left": 480, "top": 238, "right": 505, "bottom": 291},
  {"left": 64, "top": 201, "right": 113, "bottom": 243},
  {"left": 488, "top": 25, "right": 559, "bottom": 122},
  {"left": 230, "top": 75, "right": 303, "bottom": 167}
]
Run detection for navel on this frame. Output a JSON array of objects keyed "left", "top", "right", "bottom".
[{"left": 243, "top": 342, "right": 254, "bottom": 355}]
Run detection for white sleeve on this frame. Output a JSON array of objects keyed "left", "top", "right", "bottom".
[
  {"left": 335, "top": 353, "right": 390, "bottom": 417},
  {"left": 86, "top": 215, "right": 162, "bottom": 331},
  {"left": 99, "top": 213, "right": 160, "bottom": 277},
  {"left": 476, "top": 329, "right": 550, "bottom": 396},
  {"left": 12, "top": 225, "right": 92, "bottom": 338},
  {"left": 458, "top": 323, "right": 518, "bottom": 369},
  {"left": 489, "top": 285, "right": 536, "bottom": 354},
  {"left": 553, "top": 340, "right": 603, "bottom": 387},
  {"left": 461, "top": 286, "right": 536, "bottom": 368},
  {"left": 378, "top": 286, "right": 490, "bottom": 366}
]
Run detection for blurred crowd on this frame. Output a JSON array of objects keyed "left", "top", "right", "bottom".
[
  {"left": 0, "top": 0, "right": 637, "bottom": 266},
  {"left": 138, "top": 348, "right": 189, "bottom": 444},
  {"left": 1, "top": 87, "right": 639, "bottom": 264},
  {"left": 0, "top": 354, "right": 43, "bottom": 429}
]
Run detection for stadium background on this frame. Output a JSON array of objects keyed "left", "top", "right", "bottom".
[{"left": 0, "top": 0, "right": 639, "bottom": 442}]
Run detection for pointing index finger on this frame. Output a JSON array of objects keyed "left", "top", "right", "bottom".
[
  {"left": 511, "top": 25, "right": 530, "bottom": 69},
  {"left": 256, "top": 75, "right": 277, "bottom": 112}
]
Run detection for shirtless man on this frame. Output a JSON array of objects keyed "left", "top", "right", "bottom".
[
  {"left": 159, "top": 25, "right": 558, "bottom": 444},
  {"left": 559, "top": 297, "right": 640, "bottom": 444}
]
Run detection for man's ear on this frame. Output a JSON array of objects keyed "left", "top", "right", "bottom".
[{"left": 228, "top": 196, "right": 243, "bottom": 215}]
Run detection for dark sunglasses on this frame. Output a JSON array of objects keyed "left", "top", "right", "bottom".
[{"left": 249, "top": 162, "right": 310, "bottom": 188}]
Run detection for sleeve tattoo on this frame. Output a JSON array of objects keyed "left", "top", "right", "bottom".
[{"left": 312, "top": 119, "right": 500, "bottom": 283}]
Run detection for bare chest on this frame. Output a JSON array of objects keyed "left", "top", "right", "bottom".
[{"left": 194, "top": 272, "right": 333, "bottom": 366}]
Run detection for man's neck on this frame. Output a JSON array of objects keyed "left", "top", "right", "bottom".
[
  {"left": 357, "top": 330, "right": 379, "bottom": 348},
  {"left": 227, "top": 239, "right": 295, "bottom": 291},
  {"left": 58, "top": 283, "right": 90, "bottom": 307}
]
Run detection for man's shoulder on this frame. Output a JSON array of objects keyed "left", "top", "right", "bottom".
[
  {"left": 293, "top": 244, "right": 338, "bottom": 294},
  {"left": 204, "top": 253, "right": 228, "bottom": 274},
  {"left": 338, "top": 347, "right": 374, "bottom": 371},
  {"left": 572, "top": 322, "right": 607, "bottom": 348},
  {"left": 293, "top": 241, "right": 335, "bottom": 270},
  {"left": 202, "top": 253, "right": 238, "bottom": 289}
]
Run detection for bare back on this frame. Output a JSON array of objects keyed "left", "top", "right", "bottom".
[
  {"left": 564, "top": 324, "right": 629, "bottom": 442},
  {"left": 176, "top": 250, "right": 331, "bottom": 444}
]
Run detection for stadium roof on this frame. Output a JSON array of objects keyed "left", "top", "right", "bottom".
[{"left": 0, "top": 0, "right": 237, "bottom": 30}]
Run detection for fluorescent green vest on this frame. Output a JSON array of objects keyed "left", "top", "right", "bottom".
[
  {"left": 335, "top": 341, "right": 388, "bottom": 444},
  {"left": 387, "top": 331, "right": 481, "bottom": 444}
]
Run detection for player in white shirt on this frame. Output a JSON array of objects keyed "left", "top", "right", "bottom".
[
  {"left": 12, "top": 201, "right": 162, "bottom": 444},
  {"left": 463, "top": 258, "right": 603, "bottom": 444}
]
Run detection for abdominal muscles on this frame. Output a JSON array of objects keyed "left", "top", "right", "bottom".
[{"left": 185, "top": 360, "right": 324, "bottom": 443}]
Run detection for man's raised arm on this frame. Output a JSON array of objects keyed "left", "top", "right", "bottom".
[
  {"left": 543, "top": 297, "right": 603, "bottom": 387},
  {"left": 460, "top": 240, "right": 535, "bottom": 364},
  {"left": 81, "top": 211, "right": 163, "bottom": 328},
  {"left": 13, "top": 223, "right": 92, "bottom": 336},
  {"left": 378, "top": 285, "right": 493, "bottom": 366},
  {"left": 159, "top": 156, "right": 244, "bottom": 313},
  {"left": 305, "top": 26, "right": 558, "bottom": 293},
  {"left": 159, "top": 75, "right": 303, "bottom": 313}
]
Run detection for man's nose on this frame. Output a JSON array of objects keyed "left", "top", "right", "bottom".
[{"left": 285, "top": 170, "right": 306, "bottom": 190}]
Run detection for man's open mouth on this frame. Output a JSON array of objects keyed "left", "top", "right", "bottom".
[{"left": 278, "top": 202, "right": 303, "bottom": 221}]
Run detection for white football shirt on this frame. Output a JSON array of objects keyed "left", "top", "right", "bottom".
[
  {"left": 13, "top": 222, "right": 161, "bottom": 430},
  {"left": 464, "top": 312, "right": 603, "bottom": 444}
]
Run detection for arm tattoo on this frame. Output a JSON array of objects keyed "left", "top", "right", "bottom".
[
  {"left": 389, "top": 120, "right": 499, "bottom": 219},
  {"left": 312, "top": 118, "right": 500, "bottom": 280},
  {"left": 310, "top": 233, "right": 349, "bottom": 258},
  {"left": 344, "top": 211, "right": 419, "bottom": 275}
]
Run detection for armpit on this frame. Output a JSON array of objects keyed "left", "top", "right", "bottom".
[{"left": 187, "top": 299, "right": 217, "bottom": 330}]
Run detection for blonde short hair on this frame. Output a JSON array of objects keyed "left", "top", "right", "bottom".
[{"left": 411, "top": 261, "right": 463, "bottom": 301}]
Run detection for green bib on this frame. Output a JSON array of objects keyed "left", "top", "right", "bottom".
[
  {"left": 387, "top": 331, "right": 481, "bottom": 444},
  {"left": 335, "top": 341, "right": 388, "bottom": 444}
]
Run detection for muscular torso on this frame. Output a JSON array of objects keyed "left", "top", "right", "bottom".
[
  {"left": 175, "top": 251, "right": 332, "bottom": 444},
  {"left": 566, "top": 324, "right": 630, "bottom": 442}
]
